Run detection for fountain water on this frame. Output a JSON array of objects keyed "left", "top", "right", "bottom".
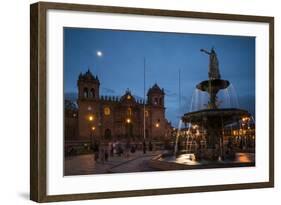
[
  {"left": 174, "top": 119, "right": 183, "bottom": 155},
  {"left": 182, "top": 48, "right": 252, "bottom": 161}
]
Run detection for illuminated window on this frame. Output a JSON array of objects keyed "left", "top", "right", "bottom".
[
  {"left": 127, "top": 95, "right": 131, "bottom": 100},
  {"left": 127, "top": 108, "right": 132, "bottom": 116},
  {"left": 104, "top": 107, "right": 111, "bottom": 116},
  {"left": 145, "top": 110, "right": 149, "bottom": 117}
]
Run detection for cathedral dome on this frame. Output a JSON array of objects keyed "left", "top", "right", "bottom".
[{"left": 120, "top": 89, "right": 136, "bottom": 104}]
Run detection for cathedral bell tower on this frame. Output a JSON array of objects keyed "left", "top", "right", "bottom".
[
  {"left": 77, "top": 69, "right": 100, "bottom": 100},
  {"left": 147, "top": 83, "right": 166, "bottom": 139},
  {"left": 77, "top": 69, "right": 100, "bottom": 139},
  {"left": 147, "top": 83, "right": 165, "bottom": 107}
]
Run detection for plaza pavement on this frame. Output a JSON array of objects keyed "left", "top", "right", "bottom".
[{"left": 64, "top": 150, "right": 163, "bottom": 175}]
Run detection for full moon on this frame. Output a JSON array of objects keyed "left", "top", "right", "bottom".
[{"left": 96, "top": 51, "right": 103, "bottom": 57}]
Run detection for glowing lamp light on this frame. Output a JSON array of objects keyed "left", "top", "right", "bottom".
[
  {"left": 88, "top": 116, "right": 94, "bottom": 121},
  {"left": 126, "top": 118, "right": 131, "bottom": 123},
  {"left": 91, "top": 126, "right": 96, "bottom": 131},
  {"left": 155, "top": 123, "right": 160, "bottom": 128}
]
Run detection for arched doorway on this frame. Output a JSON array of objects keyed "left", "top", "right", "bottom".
[
  {"left": 126, "top": 123, "right": 133, "bottom": 138},
  {"left": 104, "top": 128, "right": 112, "bottom": 139}
]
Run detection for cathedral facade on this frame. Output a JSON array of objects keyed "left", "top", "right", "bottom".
[
  {"left": 66, "top": 69, "right": 173, "bottom": 141},
  {"left": 65, "top": 70, "right": 172, "bottom": 140}
]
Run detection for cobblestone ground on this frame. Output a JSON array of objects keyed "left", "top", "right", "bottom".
[{"left": 64, "top": 150, "right": 163, "bottom": 176}]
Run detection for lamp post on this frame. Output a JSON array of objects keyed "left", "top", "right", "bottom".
[
  {"left": 90, "top": 126, "right": 96, "bottom": 148},
  {"left": 88, "top": 114, "right": 95, "bottom": 145},
  {"left": 125, "top": 118, "right": 131, "bottom": 138}
]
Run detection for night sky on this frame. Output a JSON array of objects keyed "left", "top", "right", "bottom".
[{"left": 64, "top": 27, "right": 255, "bottom": 127}]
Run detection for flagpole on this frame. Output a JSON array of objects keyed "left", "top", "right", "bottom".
[
  {"left": 179, "top": 69, "right": 181, "bottom": 115},
  {"left": 143, "top": 57, "right": 146, "bottom": 141}
]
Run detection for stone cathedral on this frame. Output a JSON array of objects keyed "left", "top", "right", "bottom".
[{"left": 65, "top": 69, "right": 172, "bottom": 142}]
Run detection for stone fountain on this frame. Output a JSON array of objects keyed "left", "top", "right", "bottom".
[
  {"left": 148, "top": 48, "right": 255, "bottom": 171},
  {"left": 181, "top": 48, "right": 251, "bottom": 161}
]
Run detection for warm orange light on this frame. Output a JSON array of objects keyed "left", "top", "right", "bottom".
[
  {"left": 89, "top": 116, "right": 94, "bottom": 121},
  {"left": 126, "top": 118, "right": 131, "bottom": 123},
  {"left": 104, "top": 107, "right": 110, "bottom": 116},
  {"left": 127, "top": 95, "right": 131, "bottom": 100},
  {"left": 91, "top": 126, "right": 96, "bottom": 131},
  {"left": 145, "top": 110, "right": 149, "bottom": 117},
  {"left": 192, "top": 124, "right": 198, "bottom": 129},
  {"left": 155, "top": 123, "right": 160, "bottom": 128}
]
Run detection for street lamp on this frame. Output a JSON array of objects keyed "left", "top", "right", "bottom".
[
  {"left": 89, "top": 115, "right": 94, "bottom": 121},
  {"left": 126, "top": 118, "right": 131, "bottom": 124},
  {"left": 87, "top": 115, "right": 95, "bottom": 143}
]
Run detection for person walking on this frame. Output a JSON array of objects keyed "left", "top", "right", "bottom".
[
  {"left": 108, "top": 141, "right": 113, "bottom": 157},
  {"left": 125, "top": 140, "right": 131, "bottom": 158},
  {"left": 149, "top": 140, "right": 153, "bottom": 151},
  {"left": 142, "top": 140, "right": 146, "bottom": 154},
  {"left": 93, "top": 141, "right": 99, "bottom": 162}
]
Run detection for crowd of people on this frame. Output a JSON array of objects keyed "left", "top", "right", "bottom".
[{"left": 90, "top": 140, "right": 154, "bottom": 163}]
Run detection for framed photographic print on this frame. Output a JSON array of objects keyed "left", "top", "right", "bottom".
[{"left": 30, "top": 1, "right": 274, "bottom": 202}]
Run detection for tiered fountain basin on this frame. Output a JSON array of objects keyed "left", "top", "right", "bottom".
[
  {"left": 182, "top": 108, "right": 251, "bottom": 124},
  {"left": 149, "top": 108, "right": 255, "bottom": 170},
  {"left": 196, "top": 79, "right": 230, "bottom": 92}
]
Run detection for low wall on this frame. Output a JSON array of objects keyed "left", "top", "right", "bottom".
[{"left": 148, "top": 154, "right": 255, "bottom": 171}]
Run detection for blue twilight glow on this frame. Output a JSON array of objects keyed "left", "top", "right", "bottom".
[{"left": 64, "top": 28, "right": 255, "bottom": 126}]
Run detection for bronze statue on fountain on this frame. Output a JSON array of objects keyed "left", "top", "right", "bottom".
[{"left": 182, "top": 48, "right": 251, "bottom": 161}]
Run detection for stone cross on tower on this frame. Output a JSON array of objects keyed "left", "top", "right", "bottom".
[{"left": 200, "top": 48, "right": 221, "bottom": 80}]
